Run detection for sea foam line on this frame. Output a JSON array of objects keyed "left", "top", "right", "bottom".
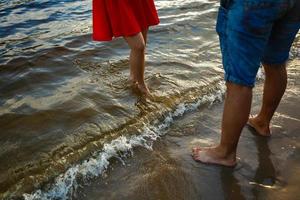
[{"left": 23, "top": 82, "right": 225, "bottom": 200}]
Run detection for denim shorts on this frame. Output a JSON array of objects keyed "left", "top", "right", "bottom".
[{"left": 217, "top": 0, "right": 300, "bottom": 87}]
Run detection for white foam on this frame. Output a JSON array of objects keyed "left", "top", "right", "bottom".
[{"left": 23, "top": 82, "right": 225, "bottom": 200}]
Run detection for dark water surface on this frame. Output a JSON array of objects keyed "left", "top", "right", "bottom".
[{"left": 0, "top": 0, "right": 299, "bottom": 199}]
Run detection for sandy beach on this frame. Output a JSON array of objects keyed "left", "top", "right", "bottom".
[{"left": 72, "top": 58, "right": 300, "bottom": 200}]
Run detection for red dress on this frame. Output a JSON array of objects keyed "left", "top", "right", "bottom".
[{"left": 93, "top": 0, "right": 160, "bottom": 41}]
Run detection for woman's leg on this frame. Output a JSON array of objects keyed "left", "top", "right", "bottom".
[
  {"left": 124, "top": 32, "right": 150, "bottom": 95},
  {"left": 142, "top": 28, "right": 148, "bottom": 45}
]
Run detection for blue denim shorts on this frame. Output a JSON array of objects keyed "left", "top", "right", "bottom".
[{"left": 217, "top": 0, "right": 300, "bottom": 87}]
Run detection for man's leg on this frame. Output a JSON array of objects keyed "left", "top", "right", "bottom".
[
  {"left": 248, "top": 0, "right": 300, "bottom": 136},
  {"left": 193, "top": 82, "right": 252, "bottom": 167},
  {"left": 248, "top": 63, "right": 287, "bottom": 136},
  {"left": 192, "top": 0, "right": 299, "bottom": 167}
]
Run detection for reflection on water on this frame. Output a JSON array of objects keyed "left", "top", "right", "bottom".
[
  {"left": 221, "top": 168, "right": 245, "bottom": 200},
  {"left": 250, "top": 135, "right": 277, "bottom": 191}
]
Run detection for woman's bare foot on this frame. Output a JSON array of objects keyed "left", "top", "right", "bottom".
[
  {"left": 192, "top": 146, "right": 237, "bottom": 167},
  {"left": 130, "top": 81, "right": 152, "bottom": 97},
  {"left": 247, "top": 116, "right": 271, "bottom": 137},
  {"left": 137, "top": 83, "right": 151, "bottom": 96},
  {"left": 192, "top": 147, "right": 202, "bottom": 154}
]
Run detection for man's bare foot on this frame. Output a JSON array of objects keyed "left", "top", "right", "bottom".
[
  {"left": 192, "top": 146, "right": 237, "bottom": 167},
  {"left": 247, "top": 116, "right": 271, "bottom": 137}
]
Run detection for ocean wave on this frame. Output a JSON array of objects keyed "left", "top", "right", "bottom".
[{"left": 23, "top": 82, "right": 225, "bottom": 200}]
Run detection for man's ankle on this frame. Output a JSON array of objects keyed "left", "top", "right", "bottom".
[
  {"left": 252, "top": 115, "right": 270, "bottom": 127},
  {"left": 215, "top": 145, "right": 237, "bottom": 159}
]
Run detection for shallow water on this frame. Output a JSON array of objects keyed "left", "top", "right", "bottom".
[{"left": 0, "top": 0, "right": 299, "bottom": 199}]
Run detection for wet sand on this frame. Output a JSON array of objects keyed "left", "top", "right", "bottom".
[{"left": 76, "top": 59, "right": 300, "bottom": 200}]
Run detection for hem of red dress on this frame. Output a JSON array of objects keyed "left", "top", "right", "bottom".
[
  {"left": 93, "top": 21, "right": 160, "bottom": 42},
  {"left": 92, "top": 35, "right": 113, "bottom": 41},
  {"left": 119, "top": 21, "right": 159, "bottom": 38}
]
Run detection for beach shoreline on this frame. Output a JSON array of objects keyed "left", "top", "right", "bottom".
[{"left": 73, "top": 58, "right": 300, "bottom": 200}]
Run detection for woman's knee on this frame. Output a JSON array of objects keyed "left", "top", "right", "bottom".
[
  {"left": 131, "top": 41, "right": 146, "bottom": 52},
  {"left": 125, "top": 33, "right": 146, "bottom": 52}
]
